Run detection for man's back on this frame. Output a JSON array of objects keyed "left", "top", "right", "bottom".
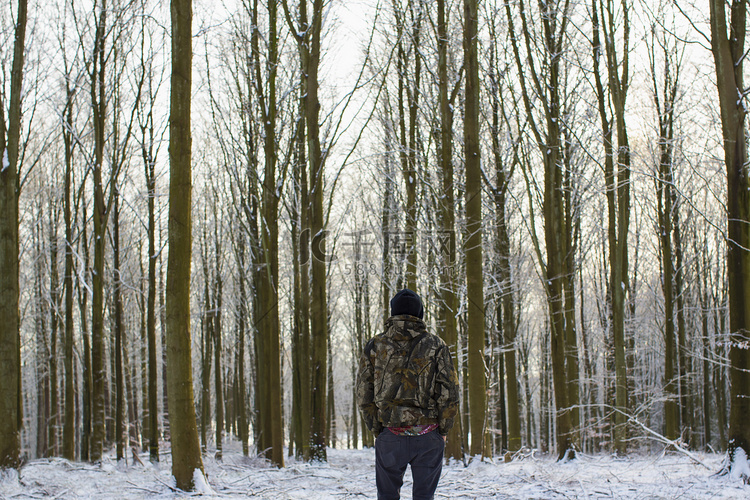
[{"left": 358, "top": 315, "right": 459, "bottom": 437}]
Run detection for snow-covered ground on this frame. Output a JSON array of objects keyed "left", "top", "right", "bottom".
[{"left": 1, "top": 445, "right": 748, "bottom": 499}]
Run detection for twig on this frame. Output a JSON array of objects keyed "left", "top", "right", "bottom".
[
  {"left": 125, "top": 481, "right": 161, "bottom": 495},
  {"left": 153, "top": 476, "right": 179, "bottom": 492}
]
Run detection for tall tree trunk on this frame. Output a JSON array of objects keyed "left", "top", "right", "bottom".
[
  {"left": 253, "top": 0, "right": 284, "bottom": 466},
  {"left": 89, "top": 0, "right": 108, "bottom": 462},
  {"left": 607, "top": 0, "right": 631, "bottom": 455},
  {"left": 234, "top": 233, "right": 249, "bottom": 456},
  {"left": 561, "top": 128, "right": 580, "bottom": 438},
  {"left": 394, "top": 0, "right": 422, "bottom": 292},
  {"left": 213, "top": 227, "right": 224, "bottom": 460},
  {"left": 698, "top": 239, "right": 712, "bottom": 449},
  {"left": 295, "top": 0, "right": 328, "bottom": 462},
  {"left": 291, "top": 65, "right": 311, "bottom": 457},
  {"left": 142, "top": 97, "right": 160, "bottom": 462},
  {"left": 709, "top": 0, "right": 750, "bottom": 478},
  {"left": 79, "top": 204, "right": 92, "bottom": 461},
  {"left": 48, "top": 203, "right": 61, "bottom": 457},
  {"left": 436, "top": 0, "right": 462, "bottom": 461},
  {"left": 167, "top": 0, "right": 205, "bottom": 488},
  {"left": 463, "top": 0, "right": 486, "bottom": 458},
  {"left": 160, "top": 266, "right": 169, "bottom": 443},
  {"left": 591, "top": 0, "right": 631, "bottom": 454},
  {"left": 0, "top": 0, "right": 27, "bottom": 469},
  {"left": 487, "top": 24, "right": 521, "bottom": 453},
  {"left": 649, "top": 27, "right": 680, "bottom": 440},
  {"left": 62, "top": 65, "right": 76, "bottom": 461},
  {"left": 123, "top": 320, "right": 138, "bottom": 450},
  {"left": 673, "top": 204, "right": 689, "bottom": 440},
  {"left": 140, "top": 246, "right": 148, "bottom": 452},
  {"left": 34, "top": 219, "right": 49, "bottom": 459},
  {"left": 327, "top": 336, "right": 336, "bottom": 448},
  {"left": 114, "top": 186, "right": 124, "bottom": 461},
  {"left": 200, "top": 250, "right": 213, "bottom": 452}
]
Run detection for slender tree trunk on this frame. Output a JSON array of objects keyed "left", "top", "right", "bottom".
[
  {"left": 488, "top": 28, "right": 521, "bottom": 454},
  {"left": 139, "top": 246, "right": 148, "bottom": 452},
  {"left": 698, "top": 242, "right": 712, "bottom": 449},
  {"left": 327, "top": 336, "right": 336, "bottom": 448},
  {"left": 673, "top": 205, "right": 689, "bottom": 441},
  {"left": 35, "top": 220, "right": 49, "bottom": 459},
  {"left": 124, "top": 321, "right": 138, "bottom": 450},
  {"left": 394, "top": 0, "right": 422, "bottom": 292},
  {"left": 160, "top": 266, "right": 169, "bottom": 443},
  {"left": 591, "top": 0, "right": 631, "bottom": 454},
  {"left": 213, "top": 229, "right": 224, "bottom": 460},
  {"left": 48, "top": 204, "right": 61, "bottom": 457},
  {"left": 62, "top": 77, "right": 76, "bottom": 461},
  {"left": 167, "top": 0, "right": 205, "bottom": 488},
  {"left": 650, "top": 32, "right": 680, "bottom": 440},
  {"left": 200, "top": 254, "right": 213, "bottom": 452},
  {"left": 291, "top": 70, "right": 311, "bottom": 457},
  {"left": 142, "top": 105, "right": 160, "bottom": 462},
  {"left": 0, "top": 0, "right": 27, "bottom": 469},
  {"left": 114, "top": 187, "right": 124, "bottom": 461},
  {"left": 233, "top": 228, "right": 249, "bottom": 455},
  {"left": 561, "top": 131, "right": 580, "bottom": 438},
  {"left": 79, "top": 205, "right": 92, "bottom": 461},
  {"left": 89, "top": 0, "right": 108, "bottom": 462},
  {"left": 254, "top": 0, "right": 283, "bottom": 466},
  {"left": 608, "top": 0, "right": 631, "bottom": 455},
  {"left": 300, "top": 0, "right": 328, "bottom": 462},
  {"left": 714, "top": 296, "right": 728, "bottom": 451}
]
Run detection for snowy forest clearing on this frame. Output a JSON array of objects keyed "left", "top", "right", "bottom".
[{"left": 1, "top": 446, "right": 748, "bottom": 499}]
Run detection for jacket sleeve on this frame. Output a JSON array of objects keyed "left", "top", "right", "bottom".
[
  {"left": 356, "top": 339, "right": 382, "bottom": 436},
  {"left": 434, "top": 345, "right": 460, "bottom": 436}
]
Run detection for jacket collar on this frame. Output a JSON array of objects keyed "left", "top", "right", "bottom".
[{"left": 384, "top": 315, "right": 427, "bottom": 340}]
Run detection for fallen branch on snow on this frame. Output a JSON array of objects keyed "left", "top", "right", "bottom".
[{"left": 627, "top": 415, "right": 710, "bottom": 469}]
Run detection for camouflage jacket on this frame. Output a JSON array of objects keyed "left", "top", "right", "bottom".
[{"left": 356, "top": 315, "right": 459, "bottom": 436}]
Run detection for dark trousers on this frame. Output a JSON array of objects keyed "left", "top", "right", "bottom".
[{"left": 375, "top": 429, "right": 445, "bottom": 500}]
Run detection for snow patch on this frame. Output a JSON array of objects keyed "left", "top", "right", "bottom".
[
  {"left": 193, "top": 468, "right": 213, "bottom": 494},
  {"left": 2, "top": 148, "right": 8, "bottom": 173},
  {"left": 0, "top": 467, "right": 20, "bottom": 487},
  {"left": 100, "top": 459, "right": 116, "bottom": 473},
  {"left": 730, "top": 447, "right": 750, "bottom": 483}
]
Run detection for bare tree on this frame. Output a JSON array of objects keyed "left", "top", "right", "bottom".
[
  {"left": 646, "top": 9, "right": 683, "bottom": 441},
  {"left": 505, "top": 0, "right": 577, "bottom": 460},
  {"left": 708, "top": 0, "right": 750, "bottom": 481},
  {"left": 590, "top": 0, "right": 632, "bottom": 455}
]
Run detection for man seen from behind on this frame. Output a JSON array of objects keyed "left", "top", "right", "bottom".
[{"left": 357, "top": 288, "right": 460, "bottom": 500}]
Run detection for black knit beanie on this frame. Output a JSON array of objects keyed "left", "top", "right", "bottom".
[{"left": 390, "top": 289, "right": 424, "bottom": 319}]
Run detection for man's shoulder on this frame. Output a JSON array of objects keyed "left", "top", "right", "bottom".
[{"left": 423, "top": 331, "right": 448, "bottom": 349}]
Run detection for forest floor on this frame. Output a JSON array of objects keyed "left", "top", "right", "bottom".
[{"left": 1, "top": 442, "right": 748, "bottom": 499}]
